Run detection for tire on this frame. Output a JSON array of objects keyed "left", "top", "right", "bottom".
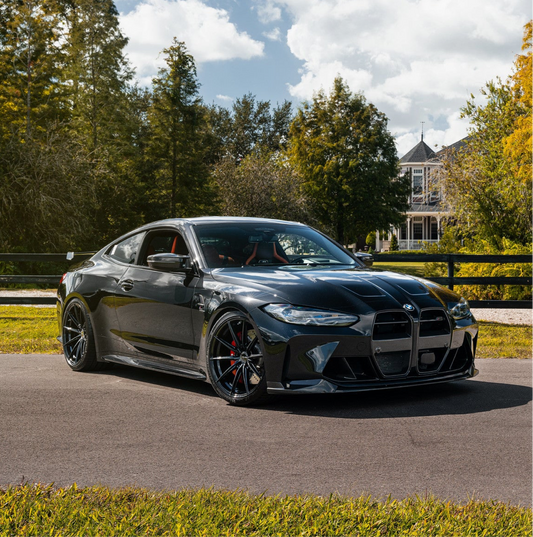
[
  {"left": 206, "top": 311, "right": 268, "bottom": 406},
  {"left": 62, "top": 298, "right": 101, "bottom": 371}
]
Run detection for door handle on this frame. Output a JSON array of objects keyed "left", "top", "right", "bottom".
[{"left": 120, "top": 279, "right": 134, "bottom": 292}]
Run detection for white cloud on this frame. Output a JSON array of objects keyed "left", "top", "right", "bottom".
[
  {"left": 216, "top": 94, "right": 234, "bottom": 102},
  {"left": 263, "top": 27, "right": 281, "bottom": 41},
  {"left": 254, "top": 0, "right": 282, "bottom": 23},
  {"left": 120, "top": 0, "right": 264, "bottom": 80},
  {"left": 275, "top": 0, "right": 529, "bottom": 146}
]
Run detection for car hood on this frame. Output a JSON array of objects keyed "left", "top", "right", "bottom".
[{"left": 209, "top": 266, "right": 461, "bottom": 314}]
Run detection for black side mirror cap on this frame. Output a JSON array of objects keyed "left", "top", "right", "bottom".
[{"left": 147, "top": 253, "right": 192, "bottom": 272}]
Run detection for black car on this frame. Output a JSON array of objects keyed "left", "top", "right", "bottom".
[{"left": 57, "top": 217, "right": 478, "bottom": 405}]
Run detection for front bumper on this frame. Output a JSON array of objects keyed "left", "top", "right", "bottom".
[{"left": 267, "top": 364, "right": 478, "bottom": 394}]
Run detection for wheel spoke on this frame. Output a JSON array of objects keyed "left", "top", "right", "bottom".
[
  {"left": 226, "top": 321, "right": 241, "bottom": 350},
  {"left": 72, "top": 338, "right": 84, "bottom": 361},
  {"left": 215, "top": 361, "right": 238, "bottom": 383},
  {"left": 214, "top": 335, "right": 238, "bottom": 353},
  {"left": 248, "top": 361, "right": 262, "bottom": 378},
  {"left": 65, "top": 333, "right": 82, "bottom": 346},
  {"left": 242, "top": 364, "right": 250, "bottom": 394},
  {"left": 230, "top": 364, "right": 243, "bottom": 395},
  {"left": 210, "top": 354, "right": 235, "bottom": 361},
  {"left": 246, "top": 336, "right": 258, "bottom": 354}
]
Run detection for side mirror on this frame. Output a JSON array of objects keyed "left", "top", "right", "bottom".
[
  {"left": 355, "top": 253, "right": 374, "bottom": 267},
  {"left": 147, "top": 253, "right": 191, "bottom": 272}
]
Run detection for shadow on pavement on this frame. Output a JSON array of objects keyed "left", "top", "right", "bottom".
[
  {"left": 261, "top": 379, "right": 532, "bottom": 419},
  {"left": 96, "top": 364, "right": 532, "bottom": 419}
]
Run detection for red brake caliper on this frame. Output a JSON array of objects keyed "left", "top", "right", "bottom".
[{"left": 230, "top": 332, "right": 242, "bottom": 380}]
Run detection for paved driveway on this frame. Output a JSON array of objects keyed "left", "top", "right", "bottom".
[{"left": 1, "top": 355, "right": 531, "bottom": 505}]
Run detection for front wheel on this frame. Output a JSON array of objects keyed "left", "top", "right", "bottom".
[
  {"left": 62, "top": 298, "right": 101, "bottom": 371},
  {"left": 207, "top": 311, "right": 268, "bottom": 406}
]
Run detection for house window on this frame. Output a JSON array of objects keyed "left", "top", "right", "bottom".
[
  {"left": 413, "top": 223, "right": 423, "bottom": 240},
  {"left": 412, "top": 169, "right": 423, "bottom": 194},
  {"left": 400, "top": 224, "right": 407, "bottom": 240},
  {"left": 431, "top": 218, "right": 438, "bottom": 240}
]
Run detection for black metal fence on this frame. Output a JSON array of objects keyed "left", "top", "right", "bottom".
[
  {"left": 0, "top": 252, "right": 531, "bottom": 308},
  {"left": 0, "top": 252, "right": 93, "bottom": 305}
]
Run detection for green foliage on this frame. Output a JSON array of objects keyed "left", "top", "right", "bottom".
[
  {"left": 390, "top": 234, "right": 399, "bottom": 251},
  {"left": 207, "top": 95, "right": 293, "bottom": 163},
  {"left": 0, "top": 129, "right": 98, "bottom": 252},
  {"left": 454, "top": 239, "right": 532, "bottom": 301},
  {"left": 442, "top": 87, "right": 531, "bottom": 247},
  {"left": 423, "top": 231, "right": 532, "bottom": 301},
  {"left": 365, "top": 231, "right": 376, "bottom": 248},
  {"left": 441, "top": 22, "right": 532, "bottom": 249},
  {"left": 289, "top": 77, "right": 410, "bottom": 245},
  {"left": 147, "top": 39, "right": 216, "bottom": 219},
  {"left": 214, "top": 153, "right": 313, "bottom": 223},
  {"left": 1, "top": 484, "right": 531, "bottom": 536},
  {"left": 0, "top": 0, "right": 67, "bottom": 140}
]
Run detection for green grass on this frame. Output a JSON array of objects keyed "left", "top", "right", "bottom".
[
  {"left": 373, "top": 261, "right": 426, "bottom": 277},
  {"left": 0, "top": 306, "right": 61, "bottom": 354},
  {"left": 0, "top": 307, "right": 531, "bottom": 359},
  {"left": 477, "top": 321, "right": 532, "bottom": 359},
  {"left": 1, "top": 484, "right": 531, "bottom": 536}
]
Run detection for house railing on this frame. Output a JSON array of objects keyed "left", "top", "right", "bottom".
[{"left": 0, "top": 252, "right": 531, "bottom": 309}]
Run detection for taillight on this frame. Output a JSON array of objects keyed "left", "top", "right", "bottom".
[{"left": 59, "top": 273, "right": 67, "bottom": 285}]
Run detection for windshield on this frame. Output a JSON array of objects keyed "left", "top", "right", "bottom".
[{"left": 193, "top": 222, "right": 360, "bottom": 269}]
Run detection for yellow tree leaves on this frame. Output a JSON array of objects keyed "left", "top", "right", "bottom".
[{"left": 503, "top": 21, "right": 532, "bottom": 186}]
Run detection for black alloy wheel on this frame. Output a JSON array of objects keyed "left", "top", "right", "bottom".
[
  {"left": 207, "top": 311, "right": 268, "bottom": 405},
  {"left": 62, "top": 298, "right": 100, "bottom": 371}
]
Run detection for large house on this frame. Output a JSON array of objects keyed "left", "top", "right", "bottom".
[{"left": 375, "top": 135, "right": 466, "bottom": 251}]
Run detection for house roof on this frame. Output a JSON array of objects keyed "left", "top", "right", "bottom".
[
  {"left": 400, "top": 140, "right": 437, "bottom": 163},
  {"left": 436, "top": 136, "right": 469, "bottom": 157}
]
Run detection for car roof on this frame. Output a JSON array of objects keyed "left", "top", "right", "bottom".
[{"left": 147, "top": 216, "right": 306, "bottom": 227}]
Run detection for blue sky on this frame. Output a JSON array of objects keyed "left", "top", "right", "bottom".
[{"left": 114, "top": 0, "right": 530, "bottom": 156}]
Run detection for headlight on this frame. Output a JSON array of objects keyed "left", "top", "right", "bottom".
[
  {"left": 263, "top": 304, "right": 359, "bottom": 326},
  {"left": 448, "top": 297, "right": 471, "bottom": 320}
]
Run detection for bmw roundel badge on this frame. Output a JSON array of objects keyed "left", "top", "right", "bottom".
[{"left": 403, "top": 304, "right": 415, "bottom": 312}]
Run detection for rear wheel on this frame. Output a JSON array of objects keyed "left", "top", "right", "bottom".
[
  {"left": 207, "top": 311, "right": 268, "bottom": 406},
  {"left": 62, "top": 299, "right": 101, "bottom": 371}
]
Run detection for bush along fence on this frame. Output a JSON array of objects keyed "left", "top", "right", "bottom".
[{"left": 0, "top": 252, "right": 531, "bottom": 308}]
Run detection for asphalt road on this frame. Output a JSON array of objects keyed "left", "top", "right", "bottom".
[{"left": 1, "top": 355, "right": 531, "bottom": 505}]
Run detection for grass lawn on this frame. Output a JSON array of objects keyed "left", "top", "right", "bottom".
[
  {"left": 0, "top": 306, "right": 531, "bottom": 358},
  {"left": 1, "top": 484, "right": 531, "bottom": 536},
  {"left": 0, "top": 306, "right": 61, "bottom": 354}
]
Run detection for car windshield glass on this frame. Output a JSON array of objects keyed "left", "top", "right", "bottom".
[{"left": 193, "top": 222, "right": 359, "bottom": 268}]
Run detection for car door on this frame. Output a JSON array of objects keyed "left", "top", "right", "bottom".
[{"left": 113, "top": 230, "right": 198, "bottom": 364}]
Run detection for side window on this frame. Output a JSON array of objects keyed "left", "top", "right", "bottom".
[
  {"left": 140, "top": 231, "right": 189, "bottom": 265},
  {"left": 107, "top": 232, "right": 145, "bottom": 264}
]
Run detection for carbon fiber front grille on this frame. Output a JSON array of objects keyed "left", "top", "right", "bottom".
[
  {"left": 419, "top": 309, "right": 451, "bottom": 337},
  {"left": 372, "top": 311, "right": 411, "bottom": 340}
]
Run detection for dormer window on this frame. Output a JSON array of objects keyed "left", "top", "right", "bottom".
[{"left": 412, "top": 168, "right": 423, "bottom": 194}]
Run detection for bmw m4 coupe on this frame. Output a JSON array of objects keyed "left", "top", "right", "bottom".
[{"left": 57, "top": 217, "right": 478, "bottom": 405}]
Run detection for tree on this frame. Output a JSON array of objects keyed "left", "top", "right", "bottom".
[
  {"left": 0, "top": 128, "right": 98, "bottom": 252},
  {"left": 289, "top": 77, "right": 410, "bottom": 245},
  {"left": 147, "top": 39, "right": 215, "bottom": 218},
  {"left": 214, "top": 153, "right": 312, "bottom": 223},
  {"left": 503, "top": 21, "right": 532, "bottom": 188},
  {"left": 60, "top": 0, "right": 134, "bottom": 152},
  {"left": 207, "top": 96, "right": 293, "bottom": 162},
  {"left": 441, "top": 21, "right": 532, "bottom": 248},
  {"left": 0, "top": 0, "right": 66, "bottom": 140}
]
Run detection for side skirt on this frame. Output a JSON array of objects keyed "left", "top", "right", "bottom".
[{"left": 101, "top": 354, "right": 207, "bottom": 381}]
